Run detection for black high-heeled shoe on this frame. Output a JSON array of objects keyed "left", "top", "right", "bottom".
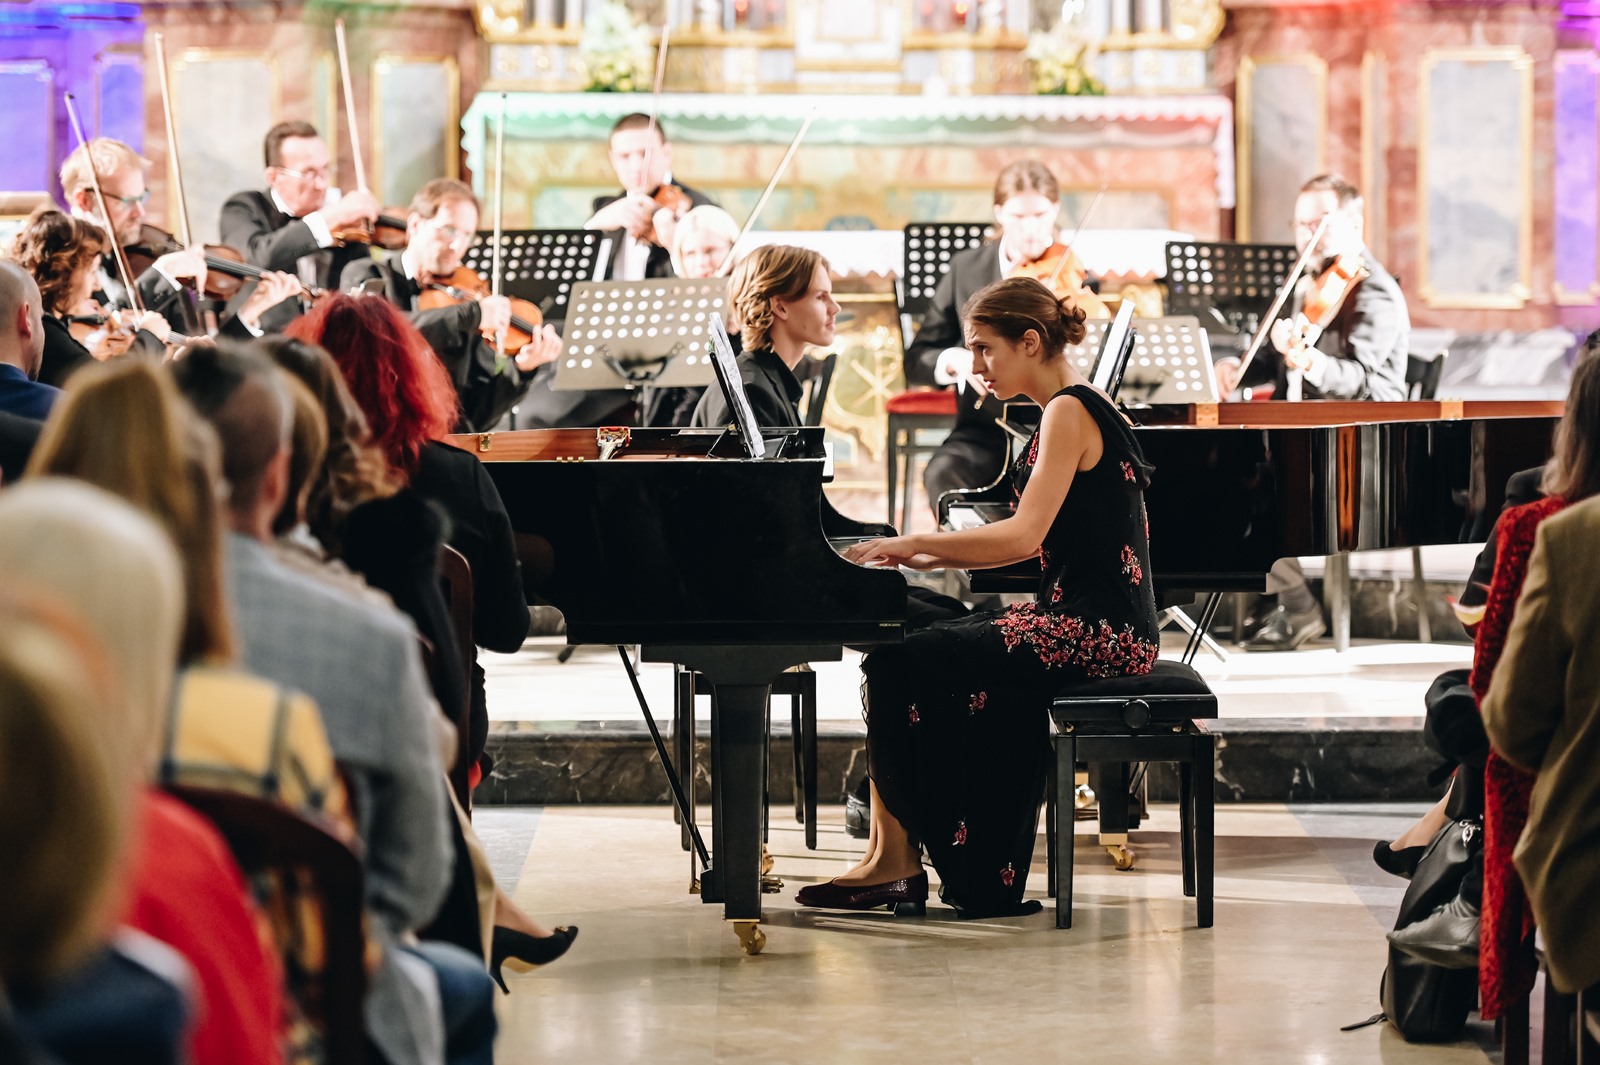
[
  {"left": 794, "top": 871, "right": 928, "bottom": 915},
  {"left": 1372, "top": 840, "right": 1425, "bottom": 880},
  {"left": 489, "top": 925, "right": 578, "bottom": 993}
]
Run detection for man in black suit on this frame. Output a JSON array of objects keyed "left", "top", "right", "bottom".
[
  {"left": 219, "top": 121, "right": 380, "bottom": 330},
  {"left": 59, "top": 137, "right": 209, "bottom": 345},
  {"left": 585, "top": 114, "right": 717, "bottom": 281},
  {"left": 905, "top": 161, "right": 1097, "bottom": 512},
  {"left": 339, "top": 179, "right": 561, "bottom": 432},
  {"left": 1213, "top": 174, "right": 1412, "bottom": 650}
]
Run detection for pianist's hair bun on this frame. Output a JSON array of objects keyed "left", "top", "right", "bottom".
[{"left": 961, "top": 276, "right": 1088, "bottom": 356}]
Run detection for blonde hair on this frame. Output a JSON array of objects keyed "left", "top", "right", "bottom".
[
  {"left": 27, "top": 360, "right": 235, "bottom": 666},
  {"left": 728, "top": 244, "right": 825, "bottom": 353},
  {"left": 0, "top": 479, "right": 184, "bottom": 777},
  {"left": 670, "top": 205, "right": 740, "bottom": 276},
  {"left": 0, "top": 591, "right": 131, "bottom": 990},
  {"left": 58, "top": 137, "right": 149, "bottom": 201}
]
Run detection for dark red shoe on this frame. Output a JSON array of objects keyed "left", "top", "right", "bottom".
[{"left": 795, "top": 871, "right": 928, "bottom": 915}]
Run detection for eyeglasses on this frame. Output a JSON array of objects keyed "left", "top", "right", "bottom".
[
  {"left": 430, "top": 222, "right": 473, "bottom": 245},
  {"left": 274, "top": 165, "right": 332, "bottom": 184},
  {"left": 105, "top": 190, "right": 150, "bottom": 209}
]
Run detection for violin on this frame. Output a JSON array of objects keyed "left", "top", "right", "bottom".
[
  {"left": 120, "top": 222, "right": 324, "bottom": 303},
  {"left": 651, "top": 184, "right": 692, "bottom": 218},
  {"left": 416, "top": 267, "right": 544, "bottom": 355},
  {"left": 1279, "top": 251, "right": 1371, "bottom": 369},
  {"left": 329, "top": 210, "right": 410, "bottom": 251},
  {"left": 1009, "top": 243, "right": 1109, "bottom": 317}
]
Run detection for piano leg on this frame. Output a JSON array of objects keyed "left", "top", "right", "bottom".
[{"left": 1324, "top": 552, "right": 1351, "bottom": 653}]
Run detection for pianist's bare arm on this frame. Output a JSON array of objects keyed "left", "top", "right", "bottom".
[{"left": 844, "top": 396, "right": 1092, "bottom": 570}]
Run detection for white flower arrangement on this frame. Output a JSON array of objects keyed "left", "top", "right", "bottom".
[
  {"left": 579, "top": 0, "right": 652, "bottom": 92},
  {"left": 1024, "top": 18, "right": 1106, "bottom": 96}
]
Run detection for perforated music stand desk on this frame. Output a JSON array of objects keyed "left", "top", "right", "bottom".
[
  {"left": 900, "top": 222, "right": 991, "bottom": 339},
  {"left": 461, "top": 229, "right": 609, "bottom": 324},
  {"left": 1065, "top": 316, "right": 1218, "bottom": 404},
  {"left": 553, "top": 277, "right": 729, "bottom": 391},
  {"left": 1164, "top": 240, "right": 1295, "bottom": 339}
]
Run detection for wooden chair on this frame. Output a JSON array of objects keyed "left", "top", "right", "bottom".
[
  {"left": 437, "top": 545, "right": 476, "bottom": 808},
  {"left": 166, "top": 784, "right": 366, "bottom": 1065}
]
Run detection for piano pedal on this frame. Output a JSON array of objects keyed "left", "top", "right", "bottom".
[
  {"left": 1073, "top": 781, "right": 1097, "bottom": 809},
  {"left": 760, "top": 845, "right": 775, "bottom": 876},
  {"left": 761, "top": 874, "right": 785, "bottom": 894}
]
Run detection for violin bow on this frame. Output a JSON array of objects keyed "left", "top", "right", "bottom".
[
  {"left": 152, "top": 34, "right": 192, "bottom": 248},
  {"left": 1228, "top": 215, "right": 1329, "bottom": 400},
  {"left": 717, "top": 108, "right": 817, "bottom": 279},
  {"left": 491, "top": 91, "right": 508, "bottom": 363},
  {"left": 640, "top": 20, "right": 672, "bottom": 195},
  {"left": 62, "top": 93, "right": 145, "bottom": 316},
  {"left": 1047, "top": 182, "right": 1107, "bottom": 290},
  {"left": 334, "top": 19, "right": 370, "bottom": 198}
]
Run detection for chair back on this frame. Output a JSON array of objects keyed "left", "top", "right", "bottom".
[
  {"left": 166, "top": 785, "right": 366, "bottom": 1065},
  {"left": 437, "top": 545, "right": 476, "bottom": 806},
  {"left": 1407, "top": 349, "right": 1448, "bottom": 400}
]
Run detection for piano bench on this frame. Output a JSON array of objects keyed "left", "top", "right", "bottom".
[
  {"left": 673, "top": 666, "right": 819, "bottom": 852},
  {"left": 885, "top": 390, "right": 957, "bottom": 531},
  {"left": 1046, "top": 661, "right": 1217, "bottom": 930}
]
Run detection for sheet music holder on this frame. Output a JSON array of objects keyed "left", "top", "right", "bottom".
[
  {"left": 899, "top": 222, "right": 990, "bottom": 342},
  {"left": 1163, "top": 240, "right": 1296, "bottom": 343},
  {"left": 461, "top": 229, "right": 609, "bottom": 323},
  {"left": 553, "top": 277, "right": 729, "bottom": 391},
  {"left": 1089, "top": 301, "right": 1137, "bottom": 395},
  {"left": 707, "top": 315, "right": 767, "bottom": 459}
]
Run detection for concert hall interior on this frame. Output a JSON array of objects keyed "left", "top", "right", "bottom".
[{"left": 3, "top": 0, "right": 1600, "bottom": 1062}]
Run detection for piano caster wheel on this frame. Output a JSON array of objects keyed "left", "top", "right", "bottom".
[
  {"left": 761, "top": 845, "right": 775, "bottom": 876},
  {"left": 690, "top": 877, "right": 701, "bottom": 895},
  {"left": 1106, "top": 843, "right": 1137, "bottom": 871},
  {"left": 732, "top": 920, "right": 766, "bottom": 956},
  {"left": 761, "top": 875, "right": 785, "bottom": 894}
]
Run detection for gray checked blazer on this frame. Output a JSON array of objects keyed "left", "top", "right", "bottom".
[{"left": 223, "top": 534, "right": 453, "bottom": 1065}]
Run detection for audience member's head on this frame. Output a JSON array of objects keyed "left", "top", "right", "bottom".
[
  {"left": 250, "top": 335, "right": 398, "bottom": 551},
  {"left": 1544, "top": 350, "right": 1600, "bottom": 502},
  {"left": 0, "top": 591, "right": 132, "bottom": 993},
  {"left": 274, "top": 372, "right": 329, "bottom": 537},
  {"left": 0, "top": 479, "right": 183, "bottom": 776},
  {"left": 285, "top": 294, "right": 457, "bottom": 476},
  {"left": 0, "top": 261, "right": 46, "bottom": 378},
  {"left": 169, "top": 342, "right": 294, "bottom": 539},
  {"left": 27, "top": 361, "right": 234, "bottom": 666},
  {"left": 6, "top": 208, "right": 106, "bottom": 316}
]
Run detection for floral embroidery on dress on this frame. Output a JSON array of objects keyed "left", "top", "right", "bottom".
[
  {"left": 1026, "top": 433, "right": 1040, "bottom": 467},
  {"left": 907, "top": 703, "right": 920, "bottom": 725},
  {"left": 1039, "top": 547, "right": 1051, "bottom": 571},
  {"left": 953, "top": 821, "right": 968, "bottom": 846},
  {"left": 1050, "top": 583, "right": 1063, "bottom": 603},
  {"left": 968, "top": 691, "right": 988, "bottom": 714},
  {"left": 1121, "top": 460, "right": 1136, "bottom": 482},
  {"left": 1000, "top": 864, "right": 1015, "bottom": 887},
  {"left": 1120, "top": 544, "right": 1143, "bottom": 586},
  {"left": 993, "top": 604, "right": 1159, "bottom": 677}
]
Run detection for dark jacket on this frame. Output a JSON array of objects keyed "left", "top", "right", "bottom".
[
  {"left": 94, "top": 255, "right": 199, "bottom": 347},
  {"left": 219, "top": 189, "right": 371, "bottom": 288},
  {"left": 38, "top": 315, "right": 167, "bottom": 390},
  {"left": 690, "top": 347, "right": 804, "bottom": 430},
  {"left": 338, "top": 257, "right": 530, "bottom": 433},
  {"left": 1240, "top": 248, "right": 1410, "bottom": 401},
  {"left": 0, "top": 364, "right": 60, "bottom": 420},
  {"left": 590, "top": 180, "right": 718, "bottom": 281},
  {"left": 0, "top": 408, "right": 43, "bottom": 482},
  {"left": 903, "top": 241, "right": 1010, "bottom": 455},
  {"left": 409, "top": 442, "right": 531, "bottom": 747}
]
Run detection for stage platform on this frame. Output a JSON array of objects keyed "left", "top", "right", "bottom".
[{"left": 479, "top": 570, "right": 1474, "bottom": 807}]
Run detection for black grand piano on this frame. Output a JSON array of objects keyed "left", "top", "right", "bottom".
[{"left": 446, "top": 425, "right": 903, "bottom": 954}]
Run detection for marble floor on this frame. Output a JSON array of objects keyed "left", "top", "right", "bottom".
[{"left": 478, "top": 801, "right": 1505, "bottom": 1064}]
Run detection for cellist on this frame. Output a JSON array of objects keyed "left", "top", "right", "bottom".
[
  {"left": 904, "top": 160, "right": 1108, "bottom": 511},
  {"left": 339, "top": 179, "right": 561, "bottom": 432}
]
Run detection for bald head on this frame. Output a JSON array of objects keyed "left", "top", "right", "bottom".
[{"left": 0, "top": 261, "right": 45, "bottom": 378}]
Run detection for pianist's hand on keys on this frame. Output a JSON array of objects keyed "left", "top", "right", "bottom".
[{"left": 841, "top": 536, "right": 939, "bottom": 571}]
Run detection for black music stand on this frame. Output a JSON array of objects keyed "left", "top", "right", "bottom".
[
  {"left": 1163, "top": 240, "right": 1296, "bottom": 344},
  {"left": 461, "top": 229, "right": 609, "bottom": 324},
  {"left": 899, "top": 222, "right": 992, "bottom": 340},
  {"left": 554, "top": 277, "right": 729, "bottom": 392}
]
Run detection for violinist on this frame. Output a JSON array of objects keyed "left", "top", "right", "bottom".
[
  {"left": 338, "top": 178, "right": 561, "bottom": 432},
  {"left": 585, "top": 114, "right": 718, "bottom": 281},
  {"left": 58, "top": 138, "right": 206, "bottom": 347},
  {"left": 219, "top": 121, "right": 379, "bottom": 301},
  {"left": 905, "top": 161, "right": 1108, "bottom": 510},
  {"left": 7, "top": 209, "right": 171, "bottom": 389},
  {"left": 1214, "top": 174, "right": 1410, "bottom": 652}
]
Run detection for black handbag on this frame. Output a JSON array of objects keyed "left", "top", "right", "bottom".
[{"left": 1378, "top": 818, "right": 1484, "bottom": 1042}]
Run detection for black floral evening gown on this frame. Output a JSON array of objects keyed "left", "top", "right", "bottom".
[{"left": 863, "top": 384, "right": 1160, "bottom": 916}]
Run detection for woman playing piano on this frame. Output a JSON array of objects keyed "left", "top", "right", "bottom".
[{"left": 801, "top": 276, "right": 1160, "bottom": 918}]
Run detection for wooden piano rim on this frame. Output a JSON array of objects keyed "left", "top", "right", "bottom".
[{"left": 1142, "top": 399, "right": 1564, "bottom": 429}]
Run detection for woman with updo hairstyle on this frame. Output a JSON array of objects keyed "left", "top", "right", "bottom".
[
  {"left": 6, "top": 208, "right": 170, "bottom": 388},
  {"left": 690, "top": 243, "right": 838, "bottom": 430},
  {"left": 799, "top": 276, "right": 1160, "bottom": 919}
]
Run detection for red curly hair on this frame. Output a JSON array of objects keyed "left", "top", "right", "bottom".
[
  {"left": 286, "top": 294, "right": 459, "bottom": 476},
  {"left": 7, "top": 209, "right": 106, "bottom": 314}
]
